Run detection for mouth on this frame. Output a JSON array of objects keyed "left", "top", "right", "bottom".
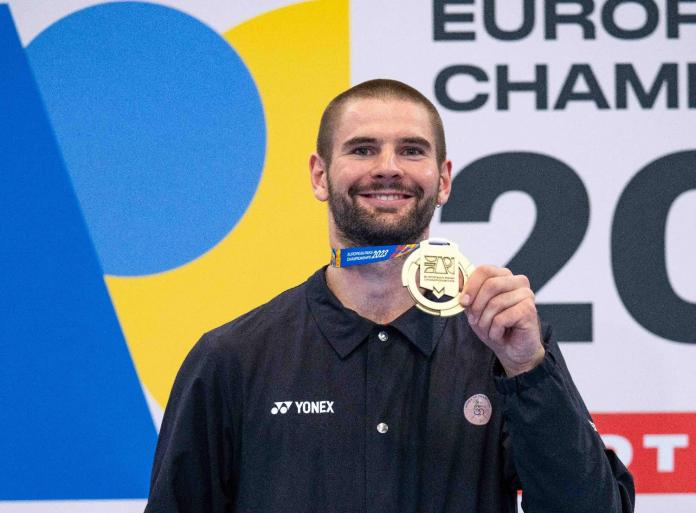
[
  {"left": 358, "top": 192, "right": 414, "bottom": 201},
  {"left": 355, "top": 191, "right": 415, "bottom": 209}
]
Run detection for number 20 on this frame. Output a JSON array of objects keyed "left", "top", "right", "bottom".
[{"left": 441, "top": 150, "right": 696, "bottom": 344}]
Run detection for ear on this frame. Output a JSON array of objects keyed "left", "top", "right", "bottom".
[
  {"left": 437, "top": 159, "right": 452, "bottom": 206},
  {"left": 309, "top": 153, "right": 329, "bottom": 202}
]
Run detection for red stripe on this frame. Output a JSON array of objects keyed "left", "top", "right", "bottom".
[{"left": 592, "top": 412, "right": 696, "bottom": 493}]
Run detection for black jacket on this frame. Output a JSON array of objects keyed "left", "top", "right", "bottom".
[{"left": 146, "top": 268, "right": 634, "bottom": 512}]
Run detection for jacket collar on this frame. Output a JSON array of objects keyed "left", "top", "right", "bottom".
[{"left": 306, "top": 268, "right": 447, "bottom": 359}]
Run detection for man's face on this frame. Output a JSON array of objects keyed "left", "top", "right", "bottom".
[{"left": 318, "top": 97, "right": 450, "bottom": 246}]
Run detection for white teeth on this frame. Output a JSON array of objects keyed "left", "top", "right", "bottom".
[{"left": 374, "top": 194, "right": 404, "bottom": 201}]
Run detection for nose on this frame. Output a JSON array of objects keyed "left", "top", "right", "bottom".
[{"left": 370, "top": 148, "right": 403, "bottom": 179}]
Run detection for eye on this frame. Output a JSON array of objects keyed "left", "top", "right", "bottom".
[
  {"left": 402, "top": 146, "right": 425, "bottom": 156},
  {"left": 351, "top": 146, "right": 374, "bottom": 156}
]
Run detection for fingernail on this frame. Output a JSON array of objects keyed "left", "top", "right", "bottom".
[{"left": 462, "top": 294, "right": 471, "bottom": 306}]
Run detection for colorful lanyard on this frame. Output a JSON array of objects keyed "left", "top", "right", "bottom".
[{"left": 331, "top": 244, "right": 418, "bottom": 268}]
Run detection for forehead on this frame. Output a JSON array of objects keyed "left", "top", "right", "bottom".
[{"left": 333, "top": 97, "right": 435, "bottom": 144}]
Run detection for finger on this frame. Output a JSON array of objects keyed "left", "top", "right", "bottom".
[
  {"left": 461, "top": 265, "right": 512, "bottom": 307},
  {"left": 468, "top": 273, "right": 530, "bottom": 322},
  {"left": 473, "top": 287, "right": 534, "bottom": 337},
  {"left": 488, "top": 299, "right": 538, "bottom": 342}
]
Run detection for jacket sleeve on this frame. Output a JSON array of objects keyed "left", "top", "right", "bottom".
[
  {"left": 145, "top": 335, "right": 236, "bottom": 513},
  {"left": 496, "top": 323, "right": 635, "bottom": 513}
]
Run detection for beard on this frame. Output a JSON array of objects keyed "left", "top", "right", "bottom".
[{"left": 327, "top": 178, "right": 438, "bottom": 247}]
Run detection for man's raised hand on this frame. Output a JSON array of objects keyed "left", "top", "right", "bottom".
[{"left": 461, "top": 265, "right": 545, "bottom": 377}]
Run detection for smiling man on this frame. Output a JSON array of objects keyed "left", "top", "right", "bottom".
[
  {"left": 145, "top": 80, "right": 635, "bottom": 513},
  {"left": 316, "top": 96, "right": 443, "bottom": 248}
]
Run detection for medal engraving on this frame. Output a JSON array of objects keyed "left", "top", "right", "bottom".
[
  {"left": 402, "top": 239, "right": 475, "bottom": 317},
  {"left": 420, "top": 244, "right": 459, "bottom": 299}
]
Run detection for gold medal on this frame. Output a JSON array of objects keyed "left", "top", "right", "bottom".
[{"left": 401, "top": 239, "right": 475, "bottom": 317}]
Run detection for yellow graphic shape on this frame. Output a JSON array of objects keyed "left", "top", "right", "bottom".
[{"left": 105, "top": 0, "right": 349, "bottom": 408}]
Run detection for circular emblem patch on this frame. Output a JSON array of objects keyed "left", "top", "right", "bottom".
[{"left": 463, "top": 394, "right": 492, "bottom": 425}]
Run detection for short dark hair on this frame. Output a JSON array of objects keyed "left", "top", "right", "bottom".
[{"left": 316, "top": 79, "right": 446, "bottom": 167}]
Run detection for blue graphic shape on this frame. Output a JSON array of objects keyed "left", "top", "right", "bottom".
[
  {"left": 26, "top": 2, "right": 266, "bottom": 276},
  {"left": 0, "top": 6, "right": 157, "bottom": 499}
]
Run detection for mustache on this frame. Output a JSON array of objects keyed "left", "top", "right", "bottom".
[{"left": 348, "top": 182, "right": 423, "bottom": 198}]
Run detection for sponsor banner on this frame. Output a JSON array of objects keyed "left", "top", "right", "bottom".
[{"left": 595, "top": 412, "right": 696, "bottom": 494}]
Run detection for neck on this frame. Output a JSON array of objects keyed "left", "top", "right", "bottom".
[{"left": 325, "top": 248, "right": 417, "bottom": 325}]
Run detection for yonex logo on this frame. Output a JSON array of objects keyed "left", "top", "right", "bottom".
[
  {"left": 271, "top": 401, "right": 293, "bottom": 415},
  {"left": 270, "top": 401, "right": 334, "bottom": 415}
]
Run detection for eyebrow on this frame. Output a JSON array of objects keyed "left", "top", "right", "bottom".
[
  {"left": 341, "top": 136, "right": 432, "bottom": 151},
  {"left": 341, "top": 137, "right": 379, "bottom": 151},
  {"left": 400, "top": 137, "right": 432, "bottom": 150}
]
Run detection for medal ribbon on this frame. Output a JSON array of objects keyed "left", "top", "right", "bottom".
[{"left": 331, "top": 244, "right": 419, "bottom": 268}]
